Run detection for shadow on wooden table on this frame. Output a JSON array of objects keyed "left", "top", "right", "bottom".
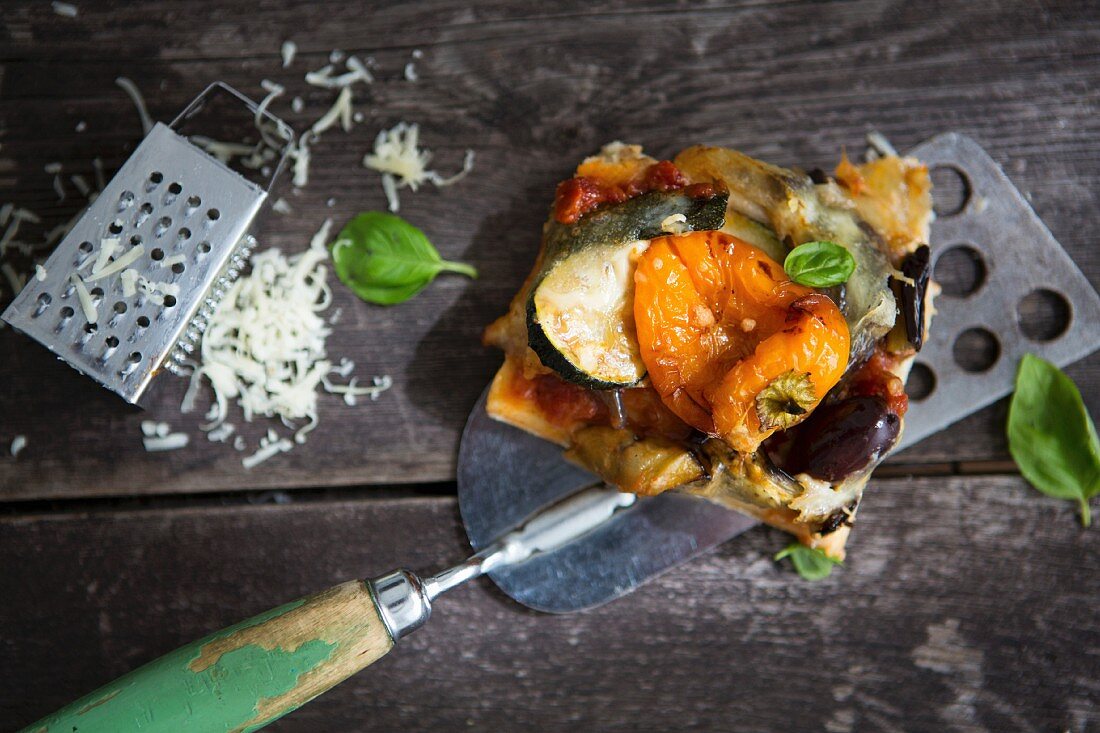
[{"left": 404, "top": 182, "right": 550, "bottom": 433}]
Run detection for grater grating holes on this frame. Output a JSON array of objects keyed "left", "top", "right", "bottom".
[
  {"left": 118, "top": 191, "right": 136, "bottom": 210},
  {"left": 135, "top": 202, "right": 153, "bottom": 227},
  {"left": 155, "top": 217, "right": 172, "bottom": 237}
]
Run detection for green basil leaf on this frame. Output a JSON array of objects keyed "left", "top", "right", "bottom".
[
  {"left": 774, "top": 542, "right": 842, "bottom": 580},
  {"left": 331, "top": 212, "right": 477, "bottom": 306},
  {"left": 1007, "top": 354, "right": 1100, "bottom": 526},
  {"left": 783, "top": 240, "right": 856, "bottom": 288}
]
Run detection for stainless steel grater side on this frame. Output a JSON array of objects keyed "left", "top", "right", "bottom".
[{"left": 1, "top": 82, "right": 292, "bottom": 404}]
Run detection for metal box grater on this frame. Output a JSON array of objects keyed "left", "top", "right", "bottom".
[{"left": 1, "top": 83, "right": 291, "bottom": 404}]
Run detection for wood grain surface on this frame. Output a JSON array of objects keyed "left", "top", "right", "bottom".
[
  {"left": 1, "top": 0, "right": 1099, "bottom": 500},
  {"left": 2, "top": 3, "right": 1099, "bottom": 732},
  {"left": 3, "top": 475, "right": 1097, "bottom": 732}
]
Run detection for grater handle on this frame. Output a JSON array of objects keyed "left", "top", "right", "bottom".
[{"left": 19, "top": 576, "right": 424, "bottom": 733}]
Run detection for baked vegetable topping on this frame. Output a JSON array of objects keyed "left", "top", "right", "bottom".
[
  {"left": 633, "top": 230, "right": 850, "bottom": 453},
  {"left": 527, "top": 188, "right": 728, "bottom": 389}
]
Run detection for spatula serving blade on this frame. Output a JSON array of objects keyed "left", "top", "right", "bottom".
[{"left": 457, "top": 388, "right": 758, "bottom": 613}]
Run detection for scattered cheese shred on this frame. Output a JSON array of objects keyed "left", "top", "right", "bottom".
[
  {"left": 70, "top": 274, "right": 97, "bottom": 324},
  {"left": 143, "top": 433, "right": 190, "bottom": 452},
  {"left": 93, "top": 157, "right": 106, "bottom": 190},
  {"left": 660, "top": 213, "right": 688, "bottom": 234},
  {"left": 306, "top": 56, "right": 373, "bottom": 89},
  {"left": 71, "top": 174, "right": 91, "bottom": 198},
  {"left": 10, "top": 435, "right": 26, "bottom": 457},
  {"left": 363, "top": 122, "right": 475, "bottom": 212},
  {"left": 35, "top": 265, "right": 47, "bottom": 281},
  {"left": 138, "top": 277, "right": 180, "bottom": 306},
  {"left": 272, "top": 198, "right": 292, "bottom": 215},
  {"left": 121, "top": 268, "right": 139, "bottom": 297},
  {"left": 92, "top": 237, "right": 121, "bottom": 275},
  {"left": 281, "top": 40, "right": 297, "bottom": 68},
  {"left": 86, "top": 244, "right": 144, "bottom": 281},
  {"left": 311, "top": 87, "right": 353, "bottom": 136},
  {"left": 207, "top": 423, "right": 236, "bottom": 443},
  {"left": 115, "top": 76, "right": 153, "bottom": 136},
  {"left": 51, "top": 1, "right": 77, "bottom": 17},
  {"left": 242, "top": 436, "right": 294, "bottom": 469},
  {"left": 291, "top": 135, "right": 312, "bottom": 188}
]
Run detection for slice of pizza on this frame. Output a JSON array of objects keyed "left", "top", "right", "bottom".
[{"left": 483, "top": 141, "right": 934, "bottom": 559}]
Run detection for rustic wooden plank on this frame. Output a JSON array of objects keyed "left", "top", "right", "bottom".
[
  {"left": 1, "top": 0, "right": 1099, "bottom": 499},
  {"left": 2, "top": 475, "right": 1096, "bottom": 732}
]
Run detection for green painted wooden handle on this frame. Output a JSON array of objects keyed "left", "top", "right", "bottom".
[{"left": 21, "top": 580, "right": 394, "bottom": 733}]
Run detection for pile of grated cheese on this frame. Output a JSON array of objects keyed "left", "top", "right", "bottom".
[{"left": 181, "top": 219, "right": 391, "bottom": 467}]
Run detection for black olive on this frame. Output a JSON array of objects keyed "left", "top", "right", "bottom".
[
  {"left": 783, "top": 396, "right": 900, "bottom": 482},
  {"left": 808, "top": 168, "right": 829, "bottom": 185},
  {"left": 889, "top": 245, "right": 931, "bottom": 351}
]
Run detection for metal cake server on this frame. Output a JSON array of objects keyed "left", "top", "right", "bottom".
[{"left": 20, "top": 133, "right": 1100, "bottom": 732}]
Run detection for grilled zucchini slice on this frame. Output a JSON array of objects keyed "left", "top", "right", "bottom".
[{"left": 527, "top": 188, "right": 728, "bottom": 388}]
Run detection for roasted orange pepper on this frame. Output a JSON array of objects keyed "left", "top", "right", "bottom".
[{"left": 633, "top": 231, "right": 850, "bottom": 453}]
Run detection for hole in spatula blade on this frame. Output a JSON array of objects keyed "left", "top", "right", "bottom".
[{"left": 1018, "top": 288, "right": 1071, "bottom": 342}]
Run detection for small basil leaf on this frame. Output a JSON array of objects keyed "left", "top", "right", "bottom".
[
  {"left": 774, "top": 542, "right": 842, "bottom": 580},
  {"left": 783, "top": 240, "right": 856, "bottom": 288},
  {"left": 1007, "top": 354, "right": 1100, "bottom": 526},
  {"left": 332, "top": 212, "right": 477, "bottom": 306}
]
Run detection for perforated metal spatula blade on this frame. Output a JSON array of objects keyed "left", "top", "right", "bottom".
[{"left": 457, "top": 133, "right": 1100, "bottom": 613}]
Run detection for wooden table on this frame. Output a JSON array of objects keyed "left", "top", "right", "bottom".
[{"left": 2, "top": 1, "right": 1098, "bottom": 730}]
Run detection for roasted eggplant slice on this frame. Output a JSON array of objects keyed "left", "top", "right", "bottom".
[
  {"left": 527, "top": 188, "right": 728, "bottom": 388},
  {"left": 889, "top": 244, "right": 932, "bottom": 351}
]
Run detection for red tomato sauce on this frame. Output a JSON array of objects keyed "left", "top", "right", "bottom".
[{"left": 553, "top": 160, "right": 712, "bottom": 224}]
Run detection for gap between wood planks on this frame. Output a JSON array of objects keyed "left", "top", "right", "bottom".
[{"left": 0, "top": 459, "right": 1021, "bottom": 519}]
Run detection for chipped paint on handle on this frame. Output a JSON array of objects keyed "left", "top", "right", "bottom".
[{"left": 21, "top": 580, "right": 393, "bottom": 733}]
